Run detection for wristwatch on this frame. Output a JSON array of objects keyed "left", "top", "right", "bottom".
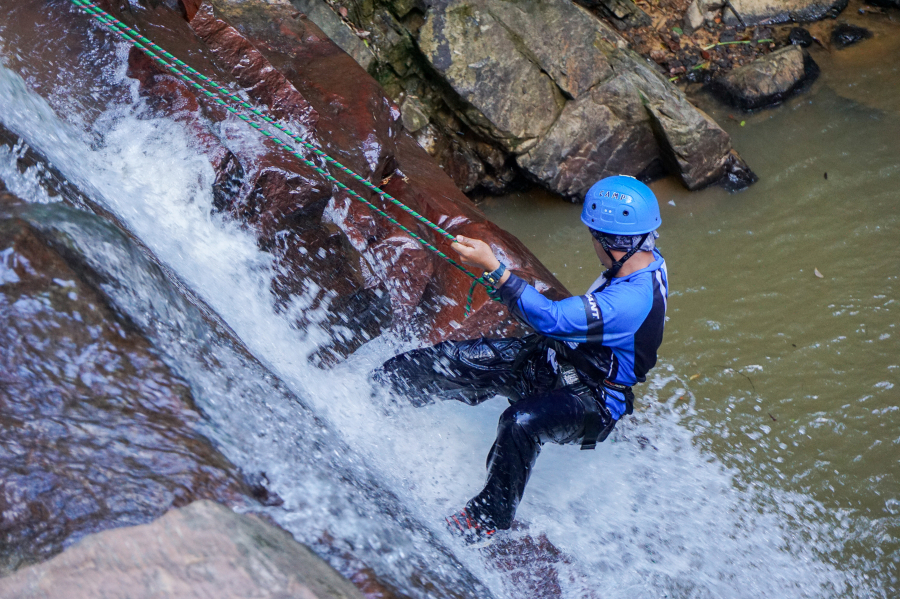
[{"left": 483, "top": 262, "right": 507, "bottom": 286}]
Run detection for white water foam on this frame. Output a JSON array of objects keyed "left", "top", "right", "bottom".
[
  {"left": 0, "top": 56, "right": 876, "bottom": 597},
  {"left": 0, "top": 140, "right": 57, "bottom": 204}
]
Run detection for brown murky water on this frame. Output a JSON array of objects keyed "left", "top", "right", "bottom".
[{"left": 483, "top": 17, "right": 900, "bottom": 587}]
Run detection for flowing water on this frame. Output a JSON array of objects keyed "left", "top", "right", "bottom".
[{"left": 1, "top": 6, "right": 898, "bottom": 598}]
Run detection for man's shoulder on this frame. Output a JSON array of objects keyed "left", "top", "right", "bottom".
[{"left": 608, "top": 266, "right": 659, "bottom": 293}]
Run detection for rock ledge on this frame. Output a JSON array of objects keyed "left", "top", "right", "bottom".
[{"left": 0, "top": 501, "right": 365, "bottom": 599}]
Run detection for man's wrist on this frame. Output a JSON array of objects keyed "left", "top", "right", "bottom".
[{"left": 482, "top": 262, "right": 507, "bottom": 287}]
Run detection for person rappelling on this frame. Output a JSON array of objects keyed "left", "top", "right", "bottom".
[
  {"left": 69, "top": 0, "right": 668, "bottom": 551},
  {"left": 375, "top": 175, "right": 669, "bottom": 546}
]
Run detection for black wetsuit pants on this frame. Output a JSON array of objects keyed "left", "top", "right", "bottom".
[{"left": 376, "top": 337, "right": 616, "bottom": 530}]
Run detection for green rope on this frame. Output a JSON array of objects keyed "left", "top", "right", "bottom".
[
  {"left": 702, "top": 38, "right": 773, "bottom": 51},
  {"left": 68, "top": 0, "right": 496, "bottom": 307},
  {"left": 465, "top": 279, "right": 479, "bottom": 316}
]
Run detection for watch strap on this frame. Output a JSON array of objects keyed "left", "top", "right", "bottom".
[{"left": 483, "top": 262, "right": 507, "bottom": 286}]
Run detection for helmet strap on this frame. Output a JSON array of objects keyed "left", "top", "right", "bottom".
[{"left": 599, "top": 232, "right": 650, "bottom": 289}]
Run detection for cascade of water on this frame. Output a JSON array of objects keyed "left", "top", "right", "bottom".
[{"left": 0, "top": 33, "right": 881, "bottom": 599}]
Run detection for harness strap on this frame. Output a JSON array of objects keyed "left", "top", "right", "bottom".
[
  {"left": 558, "top": 362, "right": 612, "bottom": 450},
  {"left": 602, "top": 378, "right": 630, "bottom": 393},
  {"left": 597, "top": 232, "right": 650, "bottom": 291}
]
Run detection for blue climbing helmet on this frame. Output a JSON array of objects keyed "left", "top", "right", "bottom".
[{"left": 580, "top": 175, "right": 661, "bottom": 235}]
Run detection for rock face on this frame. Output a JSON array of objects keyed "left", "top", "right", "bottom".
[
  {"left": 312, "top": 0, "right": 754, "bottom": 196},
  {"left": 290, "top": 0, "right": 377, "bottom": 70},
  {"left": 415, "top": 0, "right": 751, "bottom": 195},
  {"left": 189, "top": 0, "right": 566, "bottom": 345},
  {"left": 0, "top": 192, "right": 250, "bottom": 576},
  {"left": 0, "top": 500, "right": 365, "bottom": 599},
  {"left": 709, "top": 45, "right": 820, "bottom": 110},
  {"left": 417, "top": 1, "right": 567, "bottom": 155}
]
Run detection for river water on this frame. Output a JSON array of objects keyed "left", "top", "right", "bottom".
[{"left": 1, "top": 6, "right": 897, "bottom": 599}]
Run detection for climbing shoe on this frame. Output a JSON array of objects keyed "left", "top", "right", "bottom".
[{"left": 445, "top": 509, "right": 496, "bottom": 547}]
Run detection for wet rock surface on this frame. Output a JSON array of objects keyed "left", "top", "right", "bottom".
[
  {"left": 721, "top": 0, "right": 848, "bottom": 26},
  {"left": 789, "top": 26, "right": 815, "bottom": 46},
  {"left": 709, "top": 45, "right": 819, "bottom": 110},
  {"left": 0, "top": 192, "right": 250, "bottom": 576},
  {"left": 188, "top": 0, "right": 566, "bottom": 346},
  {"left": 0, "top": 140, "right": 491, "bottom": 597},
  {"left": 831, "top": 22, "right": 873, "bottom": 47},
  {"left": 485, "top": 528, "right": 592, "bottom": 599},
  {"left": 0, "top": 500, "right": 366, "bottom": 599}
]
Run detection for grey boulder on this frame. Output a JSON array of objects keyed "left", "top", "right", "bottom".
[
  {"left": 417, "top": 0, "right": 567, "bottom": 153},
  {"left": 709, "top": 45, "right": 820, "bottom": 110},
  {"left": 519, "top": 48, "right": 748, "bottom": 194},
  {"left": 417, "top": 0, "right": 750, "bottom": 196}
]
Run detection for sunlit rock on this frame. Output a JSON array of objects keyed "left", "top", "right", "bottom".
[
  {"left": 722, "top": 0, "right": 848, "bottom": 26},
  {"left": 0, "top": 500, "right": 366, "bottom": 599}
]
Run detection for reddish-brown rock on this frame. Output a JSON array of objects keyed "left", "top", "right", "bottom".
[
  {"left": 74, "top": 0, "right": 567, "bottom": 360},
  {"left": 182, "top": 0, "right": 568, "bottom": 344}
]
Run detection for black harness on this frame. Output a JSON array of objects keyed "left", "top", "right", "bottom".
[
  {"left": 557, "top": 361, "right": 632, "bottom": 450},
  {"left": 500, "top": 231, "right": 649, "bottom": 450}
]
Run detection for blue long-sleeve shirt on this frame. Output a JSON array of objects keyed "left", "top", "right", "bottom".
[{"left": 492, "top": 250, "right": 669, "bottom": 419}]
